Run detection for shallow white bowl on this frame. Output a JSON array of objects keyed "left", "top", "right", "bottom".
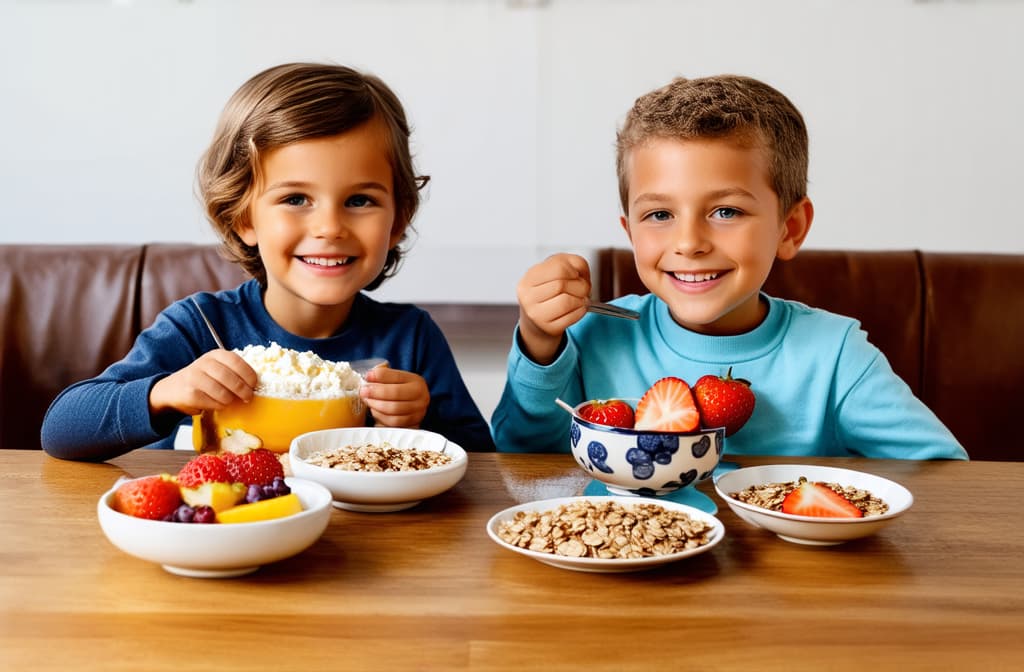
[
  {"left": 289, "top": 427, "right": 468, "bottom": 512},
  {"left": 714, "top": 464, "right": 913, "bottom": 545},
  {"left": 486, "top": 495, "right": 724, "bottom": 573},
  {"left": 571, "top": 400, "right": 724, "bottom": 497},
  {"left": 97, "top": 477, "right": 332, "bottom": 578}
]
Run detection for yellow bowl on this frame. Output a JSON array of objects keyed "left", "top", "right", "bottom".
[{"left": 193, "top": 393, "right": 366, "bottom": 453}]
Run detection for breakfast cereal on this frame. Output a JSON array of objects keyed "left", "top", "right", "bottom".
[
  {"left": 304, "top": 442, "right": 452, "bottom": 472},
  {"left": 497, "top": 500, "right": 714, "bottom": 559},
  {"left": 730, "top": 476, "right": 889, "bottom": 516}
]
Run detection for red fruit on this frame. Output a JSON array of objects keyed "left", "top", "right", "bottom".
[
  {"left": 578, "top": 399, "right": 635, "bottom": 428},
  {"left": 224, "top": 448, "right": 285, "bottom": 486},
  {"left": 634, "top": 377, "right": 700, "bottom": 432},
  {"left": 176, "top": 453, "right": 232, "bottom": 488},
  {"left": 112, "top": 475, "right": 182, "bottom": 520},
  {"left": 780, "top": 481, "right": 864, "bottom": 519},
  {"left": 692, "top": 367, "right": 756, "bottom": 436}
]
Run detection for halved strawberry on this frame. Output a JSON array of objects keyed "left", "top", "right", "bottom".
[
  {"left": 176, "top": 453, "right": 231, "bottom": 488},
  {"left": 579, "top": 399, "right": 635, "bottom": 428},
  {"left": 780, "top": 481, "right": 864, "bottom": 518},
  {"left": 112, "top": 475, "right": 182, "bottom": 520},
  {"left": 634, "top": 377, "right": 700, "bottom": 432}
]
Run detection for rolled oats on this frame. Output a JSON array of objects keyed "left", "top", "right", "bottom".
[
  {"left": 497, "top": 500, "right": 715, "bottom": 559},
  {"left": 305, "top": 442, "right": 452, "bottom": 472},
  {"left": 730, "top": 476, "right": 889, "bottom": 516}
]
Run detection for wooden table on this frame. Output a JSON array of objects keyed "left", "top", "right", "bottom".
[{"left": 2, "top": 450, "right": 1022, "bottom": 671}]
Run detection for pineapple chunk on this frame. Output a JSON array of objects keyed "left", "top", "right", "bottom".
[
  {"left": 216, "top": 493, "right": 303, "bottom": 524},
  {"left": 180, "top": 482, "right": 246, "bottom": 512}
]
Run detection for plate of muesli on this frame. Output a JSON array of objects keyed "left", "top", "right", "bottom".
[
  {"left": 713, "top": 464, "right": 913, "bottom": 545},
  {"left": 486, "top": 496, "right": 724, "bottom": 573},
  {"left": 289, "top": 427, "right": 468, "bottom": 512}
]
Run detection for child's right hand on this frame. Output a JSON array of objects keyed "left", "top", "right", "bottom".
[
  {"left": 516, "top": 253, "right": 592, "bottom": 365},
  {"left": 149, "top": 350, "right": 258, "bottom": 417}
]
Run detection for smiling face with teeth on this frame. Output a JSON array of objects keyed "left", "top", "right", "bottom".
[
  {"left": 238, "top": 119, "right": 401, "bottom": 338},
  {"left": 620, "top": 136, "right": 813, "bottom": 335}
]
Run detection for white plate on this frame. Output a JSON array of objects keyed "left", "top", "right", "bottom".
[
  {"left": 714, "top": 464, "right": 913, "bottom": 545},
  {"left": 486, "top": 495, "right": 724, "bottom": 573}
]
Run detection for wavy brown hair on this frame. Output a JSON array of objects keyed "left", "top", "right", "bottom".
[
  {"left": 197, "top": 62, "right": 429, "bottom": 289},
  {"left": 616, "top": 74, "right": 808, "bottom": 217}
]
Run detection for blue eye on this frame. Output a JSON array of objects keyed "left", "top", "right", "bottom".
[
  {"left": 346, "top": 194, "right": 375, "bottom": 208},
  {"left": 713, "top": 207, "right": 740, "bottom": 220},
  {"left": 283, "top": 194, "right": 308, "bottom": 207}
]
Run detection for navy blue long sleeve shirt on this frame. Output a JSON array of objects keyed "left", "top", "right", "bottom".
[{"left": 42, "top": 280, "right": 494, "bottom": 460}]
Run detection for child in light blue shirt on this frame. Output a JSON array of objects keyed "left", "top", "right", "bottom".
[{"left": 492, "top": 74, "right": 966, "bottom": 460}]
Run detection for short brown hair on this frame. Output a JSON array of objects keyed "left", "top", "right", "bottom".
[
  {"left": 616, "top": 74, "right": 808, "bottom": 216},
  {"left": 197, "top": 62, "right": 428, "bottom": 289}
]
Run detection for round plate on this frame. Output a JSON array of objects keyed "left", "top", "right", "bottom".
[{"left": 486, "top": 495, "right": 724, "bottom": 573}]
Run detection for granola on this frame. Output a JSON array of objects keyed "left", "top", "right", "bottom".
[
  {"left": 305, "top": 442, "right": 452, "bottom": 472},
  {"left": 497, "top": 500, "right": 714, "bottom": 559},
  {"left": 730, "top": 476, "right": 889, "bottom": 516}
]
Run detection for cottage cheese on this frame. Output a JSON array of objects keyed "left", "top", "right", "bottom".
[{"left": 234, "top": 342, "right": 362, "bottom": 400}]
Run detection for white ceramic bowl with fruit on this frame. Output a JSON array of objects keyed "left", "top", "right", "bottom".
[
  {"left": 713, "top": 464, "right": 914, "bottom": 545},
  {"left": 566, "top": 376, "right": 736, "bottom": 497},
  {"left": 289, "top": 426, "right": 468, "bottom": 512},
  {"left": 98, "top": 475, "right": 332, "bottom": 578}
]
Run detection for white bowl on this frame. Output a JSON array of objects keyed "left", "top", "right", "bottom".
[
  {"left": 713, "top": 464, "right": 913, "bottom": 545},
  {"left": 289, "top": 427, "right": 468, "bottom": 512},
  {"left": 97, "top": 477, "right": 332, "bottom": 578},
  {"left": 486, "top": 495, "right": 725, "bottom": 573},
  {"left": 571, "top": 400, "right": 724, "bottom": 496}
]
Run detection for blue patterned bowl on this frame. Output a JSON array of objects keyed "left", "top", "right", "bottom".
[{"left": 570, "top": 400, "right": 725, "bottom": 497}]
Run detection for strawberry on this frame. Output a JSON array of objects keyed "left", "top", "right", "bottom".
[
  {"left": 112, "top": 475, "right": 182, "bottom": 520},
  {"left": 224, "top": 448, "right": 285, "bottom": 486},
  {"left": 578, "top": 399, "right": 635, "bottom": 428},
  {"left": 176, "top": 453, "right": 232, "bottom": 488},
  {"left": 780, "top": 481, "right": 864, "bottom": 518},
  {"left": 692, "top": 367, "right": 756, "bottom": 436},
  {"left": 634, "top": 377, "right": 700, "bottom": 432}
]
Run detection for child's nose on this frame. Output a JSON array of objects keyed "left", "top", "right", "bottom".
[
  {"left": 670, "top": 216, "right": 711, "bottom": 256},
  {"left": 310, "top": 207, "right": 349, "bottom": 238}
]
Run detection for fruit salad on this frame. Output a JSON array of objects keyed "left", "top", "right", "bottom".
[{"left": 111, "top": 448, "right": 302, "bottom": 524}]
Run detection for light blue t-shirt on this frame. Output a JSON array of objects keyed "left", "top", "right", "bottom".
[{"left": 492, "top": 293, "right": 967, "bottom": 460}]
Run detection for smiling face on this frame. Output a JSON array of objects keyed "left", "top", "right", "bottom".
[
  {"left": 620, "top": 136, "right": 812, "bottom": 335},
  {"left": 237, "top": 120, "right": 400, "bottom": 338}
]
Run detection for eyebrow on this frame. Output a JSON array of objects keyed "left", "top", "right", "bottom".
[
  {"left": 631, "top": 187, "right": 757, "bottom": 209},
  {"left": 263, "top": 180, "right": 391, "bottom": 193}
]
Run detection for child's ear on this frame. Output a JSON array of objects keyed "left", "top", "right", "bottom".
[
  {"left": 388, "top": 219, "right": 408, "bottom": 249},
  {"left": 235, "top": 216, "right": 258, "bottom": 247},
  {"left": 619, "top": 215, "right": 632, "bottom": 242},
  {"left": 776, "top": 197, "right": 814, "bottom": 261}
]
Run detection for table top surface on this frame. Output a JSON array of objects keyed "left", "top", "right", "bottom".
[{"left": 2, "top": 449, "right": 1022, "bottom": 671}]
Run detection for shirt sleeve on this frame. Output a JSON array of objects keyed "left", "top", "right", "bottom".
[{"left": 490, "top": 326, "right": 584, "bottom": 453}]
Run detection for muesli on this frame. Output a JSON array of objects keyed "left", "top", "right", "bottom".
[
  {"left": 497, "top": 500, "right": 714, "bottom": 559},
  {"left": 305, "top": 442, "right": 452, "bottom": 472},
  {"left": 730, "top": 476, "right": 889, "bottom": 516}
]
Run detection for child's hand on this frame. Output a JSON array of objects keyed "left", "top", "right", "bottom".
[
  {"left": 149, "top": 350, "right": 258, "bottom": 416},
  {"left": 359, "top": 365, "right": 430, "bottom": 429},
  {"left": 516, "top": 253, "right": 592, "bottom": 364}
]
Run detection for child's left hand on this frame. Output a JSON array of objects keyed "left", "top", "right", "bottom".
[{"left": 359, "top": 365, "right": 430, "bottom": 429}]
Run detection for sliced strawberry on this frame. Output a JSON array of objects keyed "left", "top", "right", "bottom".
[
  {"left": 224, "top": 448, "right": 285, "bottom": 486},
  {"left": 780, "top": 481, "right": 864, "bottom": 518},
  {"left": 634, "top": 377, "right": 700, "bottom": 432},
  {"left": 112, "top": 475, "right": 182, "bottom": 520},
  {"left": 579, "top": 399, "right": 635, "bottom": 428},
  {"left": 176, "top": 453, "right": 232, "bottom": 488}
]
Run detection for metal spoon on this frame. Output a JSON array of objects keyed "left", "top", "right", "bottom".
[{"left": 190, "top": 297, "right": 226, "bottom": 350}]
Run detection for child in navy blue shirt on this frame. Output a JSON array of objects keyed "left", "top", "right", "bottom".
[{"left": 43, "top": 62, "right": 494, "bottom": 461}]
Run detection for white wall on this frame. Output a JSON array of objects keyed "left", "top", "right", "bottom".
[{"left": 3, "top": 0, "right": 1023, "bottom": 420}]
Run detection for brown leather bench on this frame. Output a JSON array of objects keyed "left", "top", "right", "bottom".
[{"left": 597, "top": 248, "right": 1024, "bottom": 461}]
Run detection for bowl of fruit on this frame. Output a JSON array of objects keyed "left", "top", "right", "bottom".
[
  {"left": 97, "top": 449, "right": 332, "bottom": 577},
  {"left": 713, "top": 464, "right": 914, "bottom": 545},
  {"left": 566, "top": 371, "right": 756, "bottom": 497}
]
